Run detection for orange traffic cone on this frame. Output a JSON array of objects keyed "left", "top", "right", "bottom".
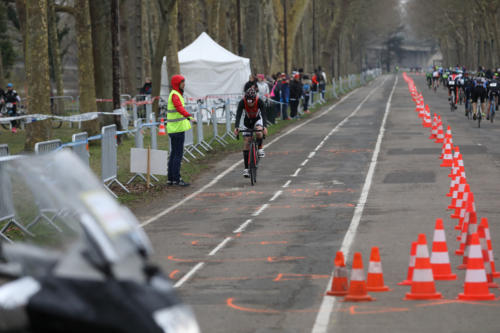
[
  {"left": 480, "top": 218, "right": 500, "bottom": 278},
  {"left": 448, "top": 146, "right": 461, "bottom": 177},
  {"left": 399, "top": 241, "right": 417, "bottom": 286},
  {"left": 366, "top": 247, "right": 390, "bottom": 292},
  {"left": 440, "top": 139, "right": 454, "bottom": 167},
  {"left": 457, "top": 194, "right": 478, "bottom": 269},
  {"left": 429, "top": 114, "right": 438, "bottom": 139},
  {"left": 159, "top": 118, "right": 166, "bottom": 136},
  {"left": 405, "top": 234, "right": 442, "bottom": 300},
  {"left": 343, "top": 252, "right": 374, "bottom": 302},
  {"left": 435, "top": 118, "right": 445, "bottom": 143},
  {"left": 458, "top": 233, "right": 495, "bottom": 300},
  {"left": 326, "top": 251, "right": 349, "bottom": 296},
  {"left": 478, "top": 224, "right": 499, "bottom": 288},
  {"left": 430, "top": 218, "right": 457, "bottom": 280},
  {"left": 423, "top": 106, "right": 432, "bottom": 128}
]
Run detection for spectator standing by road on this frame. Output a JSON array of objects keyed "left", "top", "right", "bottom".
[
  {"left": 280, "top": 74, "right": 290, "bottom": 120},
  {"left": 269, "top": 73, "right": 281, "bottom": 123},
  {"left": 166, "top": 74, "right": 194, "bottom": 187},
  {"left": 256, "top": 74, "right": 269, "bottom": 101},
  {"left": 4, "top": 83, "right": 20, "bottom": 133},
  {"left": 318, "top": 66, "right": 327, "bottom": 102},
  {"left": 244, "top": 74, "right": 258, "bottom": 92},
  {"left": 302, "top": 75, "right": 311, "bottom": 113},
  {"left": 311, "top": 71, "right": 319, "bottom": 102},
  {"left": 141, "top": 77, "right": 152, "bottom": 95},
  {"left": 289, "top": 74, "right": 302, "bottom": 119}
]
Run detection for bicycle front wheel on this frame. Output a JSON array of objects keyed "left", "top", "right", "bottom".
[{"left": 249, "top": 144, "right": 257, "bottom": 185}]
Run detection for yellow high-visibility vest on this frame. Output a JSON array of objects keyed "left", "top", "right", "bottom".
[{"left": 166, "top": 90, "right": 191, "bottom": 133}]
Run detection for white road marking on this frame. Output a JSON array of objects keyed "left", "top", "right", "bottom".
[
  {"left": 173, "top": 262, "right": 205, "bottom": 288},
  {"left": 291, "top": 168, "right": 302, "bottom": 177},
  {"left": 269, "top": 190, "right": 283, "bottom": 202},
  {"left": 233, "top": 219, "right": 253, "bottom": 233},
  {"left": 283, "top": 180, "right": 292, "bottom": 188},
  {"left": 301, "top": 159, "right": 309, "bottom": 167},
  {"left": 140, "top": 86, "right": 362, "bottom": 228},
  {"left": 154, "top": 78, "right": 387, "bottom": 289},
  {"left": 308, "top": 152, "right": 316, "bottom": 158},
  {"left": 252, "top": 203, "right": 269, "bottom": 216},
  {"left": 208, "top": 237, "right": 233, "bottom": 256},
  {"left": 311, "top": 76, "right": 398, "bottom": 333}
]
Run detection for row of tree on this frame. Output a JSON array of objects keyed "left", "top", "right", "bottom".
[
  {"left": 406, "top": 0, "right": 500, "bottom": 70},
  {"left": 2, "top": 0, "right": 401, "bottom": 149}
]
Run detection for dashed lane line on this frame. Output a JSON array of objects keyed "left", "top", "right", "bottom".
[{"left": 310, "top": 76, "right": 398, "bottom": 333}]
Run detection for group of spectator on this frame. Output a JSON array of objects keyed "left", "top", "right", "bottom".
[{"left": 243, "top": 67, "right": 327, "bottom": 123}]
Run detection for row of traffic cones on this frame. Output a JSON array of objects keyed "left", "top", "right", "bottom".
[
  {"left": 403, "top": 73, "right": 499, "bottom": 300},
  {"left": 326, "top": 247, "right": 389, "bottom": 301}
]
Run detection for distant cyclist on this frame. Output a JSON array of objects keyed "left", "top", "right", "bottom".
[
  {"left": 234, "top": 88, "right": 268, "bottom": 178},
  {"left": 487, "top": 73, "right": 499, "bottom": 120},
  {"left": 472, "top": 75, "right": 487, "bottom": 120},
  {"left": 463, "top": 71, "right": 474, "bottom": 116},
  {"left": 432, "top": 68, "right": 440, "bottom": 89}
]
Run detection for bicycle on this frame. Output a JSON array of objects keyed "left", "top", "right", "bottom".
[
  {"left": 488, "top": 94, "right": 497, "bottom": 123},
  {"left": 449, "top": 84, "right": 457, "bottom": 112},
  {"left": 237, "top": 129, "right": 263, "bottom": 186},
  {"left": 465, "top": 96, "right": 472, "bottom": 120}
]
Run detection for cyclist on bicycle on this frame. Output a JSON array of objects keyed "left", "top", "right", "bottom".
[
  {"left": 472, "top": 75, "right": 488, "bottom": 120},
  {"left": 487, "top": 73, "right": 499, "bottom": 120},
  {"left": 234, "top": 88, "right": 268, "bottom": 178},
  {"left": 447, "top": 70, "right": 460, "bottom": 106},
  {"left": 432, "top": 67, "right": 440, "bottom": 89},
  {"left": 463, "top": 72, "right": 474, "bottom": 116},
  {"left": 426, "top": 72, "right": 432, "bottom": 88}
]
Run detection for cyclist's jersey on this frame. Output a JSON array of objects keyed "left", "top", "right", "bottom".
[
  {"left": 487, "top": 80, "right": 499, "bottom": 97},
  {"left": 432, "top": 71, "right": 440, "bottom": 78},
  {"left": 235, "top": 98, "right": 267, "bottom": 129}
]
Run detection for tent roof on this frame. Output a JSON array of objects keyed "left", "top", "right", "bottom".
[{"left": 178, "top": 32, "right": 249, "bottom": 64}]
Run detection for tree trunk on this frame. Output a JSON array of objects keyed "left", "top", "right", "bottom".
[
  {"left": 47, "top": 0, "right": 64, "bottom": 97},
  {"left": 15, "top": 0, "right": 29, "bottom": 99},
  {"left": 25, "top": 0, "right": 52, "bottom": 150},
  {"left": 0, "top": 51, "right": 4, "bottom": 88},
  {"left": 119, "top": 0, "right": 132, "bottom": 95},
  {"left": 75, "top": 0, "right": 99, "bottom": 135},
  {"left": 111, "top": 0, "right": 122, "bottom": 141},
  {"left": 141, "top": 0, "right": 152, "bottom": 81},
  {"left": 90, "top": 0, "right": 113, "bottom": 118},
  {"left": 166, "top": 0, "right": 180, "bottom": 78}
]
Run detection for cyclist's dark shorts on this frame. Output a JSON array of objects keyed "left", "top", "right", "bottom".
[
  {"left": 242, "top": 116, "right": 263, "bottom": 136},
  {"left": 471, "top": 86, "right": 487, "bottom": 103}
]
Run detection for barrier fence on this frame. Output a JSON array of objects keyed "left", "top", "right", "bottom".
[{"left": 1, "top": 69, "right": 381, "bottom": 197}]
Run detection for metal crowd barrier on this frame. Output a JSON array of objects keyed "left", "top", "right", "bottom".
[
  {"left": 0, "top": 144, "right": 9, "bottom": 157},
  {"left": 195, "top": 105, "right": 212, "bottom": 152},
  {"left": 127, "top": 119, "right": 160, "bottom": 184},
  {"left": 34, "top": 139, "right": 62, "bottom": 154},
  {"left": 72, "top": 132, "right": 89, "bottom": 166},
  {"left": 0, "top": 156, "right": 34, "bottom": 242},
  {"left": 101, "top": 124, "right": 129, "bottom": 197}
]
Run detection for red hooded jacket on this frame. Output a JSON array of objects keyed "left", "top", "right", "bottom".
[{"left": 171, "top": 74, "right": 192, "bottom": 118}]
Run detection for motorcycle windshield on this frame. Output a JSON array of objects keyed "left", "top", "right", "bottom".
[{"left": 0, "top": 151, "right": 152, "bottom": 265}]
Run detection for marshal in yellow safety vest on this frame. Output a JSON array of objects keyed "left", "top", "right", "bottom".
[{"left": 167, "top": 89, "right": 191, "bottom": 134}]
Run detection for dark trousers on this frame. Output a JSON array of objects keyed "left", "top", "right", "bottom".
[
  {"left": 273, "top": 100, "right": 281, "bottom": 119},
  {"left": 168, "top": 131, "right": 185, "bottom": 182},
  {"left": 290, "top": 99, "right": 299, "bottom": 118},
  {"left": 281, "top": 103, "right": 289, "bottom": 119},
  {"left": 303, "top": 95, "right": 310, "bottom": 111}
]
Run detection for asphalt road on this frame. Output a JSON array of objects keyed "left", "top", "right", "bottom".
[{"left": 136, "top": 73, "right": 500, "bottom": 333}]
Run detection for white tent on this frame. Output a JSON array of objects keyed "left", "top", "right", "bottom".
[{"left": 161, "top": 32, "right": 251, "bottom": 100}]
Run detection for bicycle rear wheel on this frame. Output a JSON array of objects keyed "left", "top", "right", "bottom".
[{"left": 478, "top": 112, "right": 481, "bottom": 128}]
